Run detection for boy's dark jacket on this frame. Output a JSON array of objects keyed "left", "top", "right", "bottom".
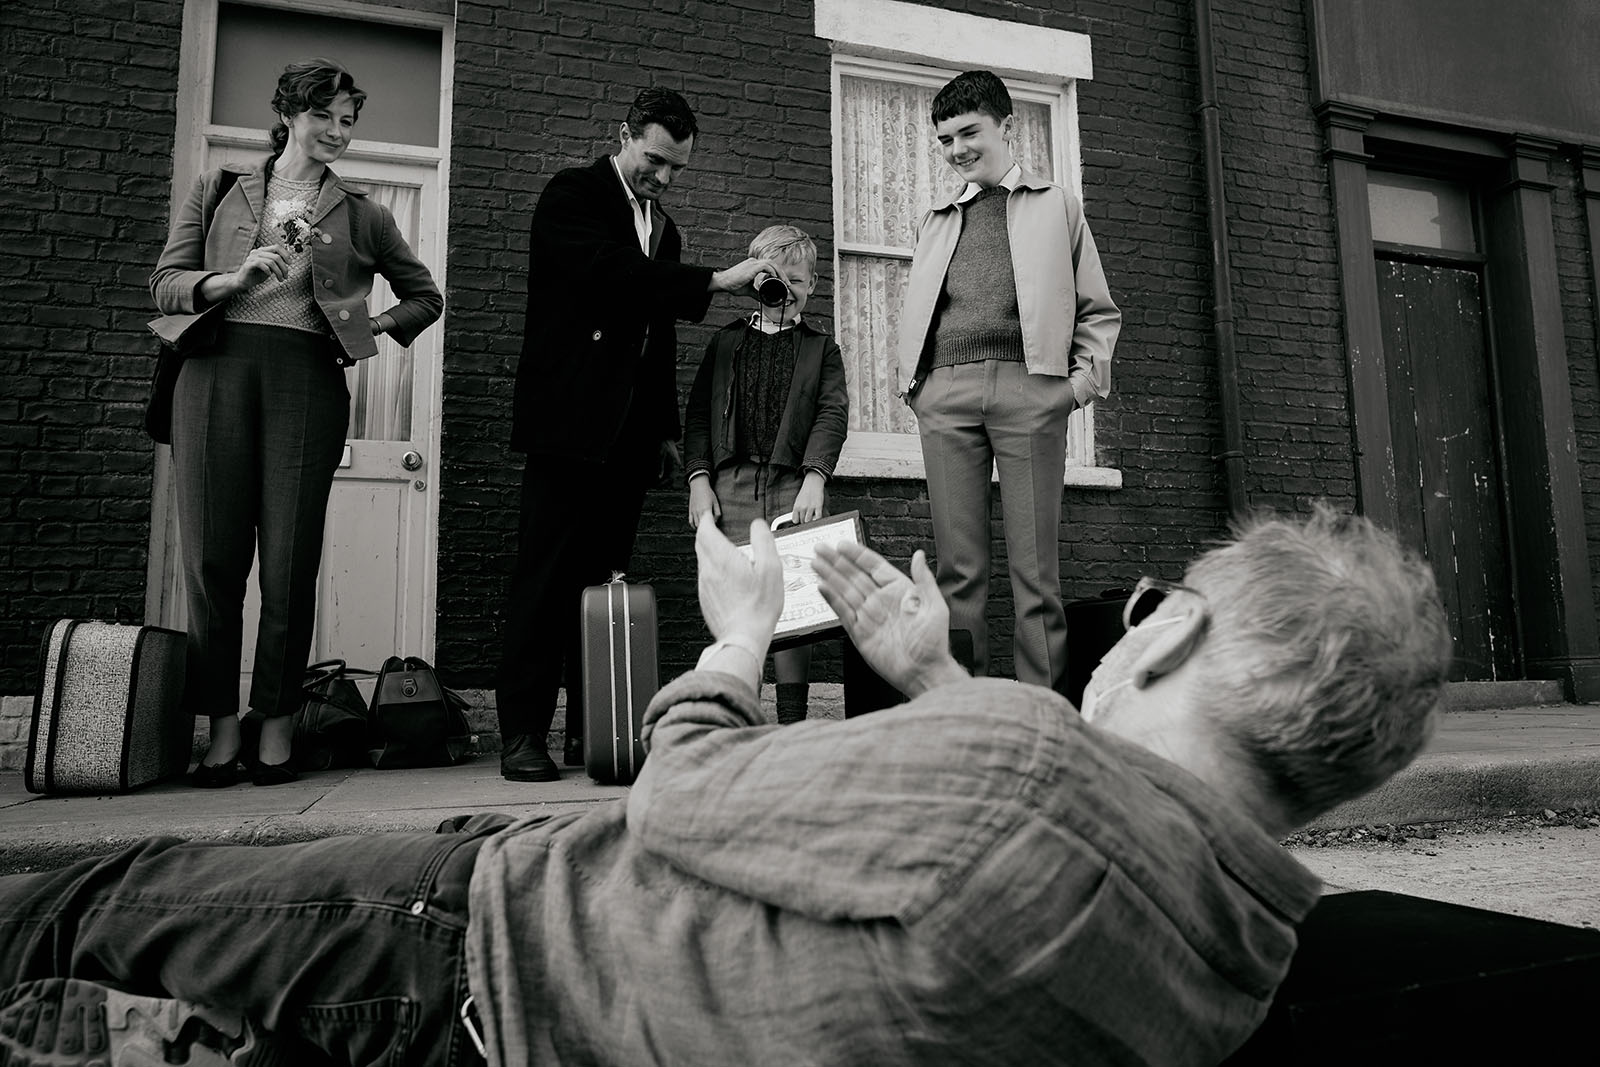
[
  {"left": 683, "top": 318, "right": 849, "bottom": 479},
  {"left": 511, "top": 156, "right": 714, "bottom": 459}
]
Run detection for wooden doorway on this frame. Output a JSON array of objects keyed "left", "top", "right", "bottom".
[{"left": 1375, "top": 255, "right": 1518, "bottom": 680}]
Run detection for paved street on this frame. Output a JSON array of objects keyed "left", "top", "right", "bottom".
[{"left": 1289, "top": 817, "right": 1600, "bottom": 929}]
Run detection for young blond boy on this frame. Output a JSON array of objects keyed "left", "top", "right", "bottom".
[{"left": 683, "top": 225, "right": 849, "bottom": 723}]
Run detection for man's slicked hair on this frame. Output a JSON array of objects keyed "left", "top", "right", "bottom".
[
  {"left": 931, "top": 70, "right": 1013, "bottom": 126},
  {"left": 626, "top": 87, "right": 698, "bottom": 142},
  {"left": 1185, "top": 503, "right": 1452, "bottom": 825}
]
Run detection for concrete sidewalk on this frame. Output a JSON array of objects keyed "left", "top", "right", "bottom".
[{"left": 2, "top": 687, "right": 1598, "bottom": 872}]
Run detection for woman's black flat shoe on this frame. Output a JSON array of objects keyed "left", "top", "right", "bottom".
[
  {"left": 251, "top": 760, "right": 298, "bottom": 787},
  {"left": 190, "top": 760, "right": 240, "bottom": 788}
]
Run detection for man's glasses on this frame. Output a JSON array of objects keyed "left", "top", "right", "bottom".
[{"left": 1122, "top": 576, "right": 1205, "bottom": 631}]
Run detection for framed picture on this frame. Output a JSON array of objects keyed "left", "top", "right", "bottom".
[{"left": 733, "top": 510, "right": 867, "bottom": 648}]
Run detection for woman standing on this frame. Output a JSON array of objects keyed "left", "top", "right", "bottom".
[{"left": 150, "top": 59, "right": 443, "bottom": 786}]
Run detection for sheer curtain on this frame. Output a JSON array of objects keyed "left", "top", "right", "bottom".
[
  {"left": 345, "top": 180, "right": 420, "bottom": 441},
  {"left": 837, "top": 74, "right": 1055, "bottom": 436}
]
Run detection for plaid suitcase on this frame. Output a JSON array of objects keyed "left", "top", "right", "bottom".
[
  {"left": 27, "top": 619, "right": 188, "bottom": 793},
  {"left": 579, "top": 576, "right": 658, "bottom": 786}
]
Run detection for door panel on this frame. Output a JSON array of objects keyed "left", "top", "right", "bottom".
[{"left": 1377, "top": 258, "right": 1517, "bottom": 681}]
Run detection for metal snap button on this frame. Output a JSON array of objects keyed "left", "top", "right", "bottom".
[
  {"left": 338, "top": 310, "right": 350, "bottom": 320},
  {"left": 322, "top": 278, "right": 332, "bottom": 287},
  {"left": 320, "top": 233, "right": 333, "bottom": 244},
  {"left": 591, "top": 330, "right": 602, "bottom": 341},
  {"left": 410, "top": 900, "right": 425, "bottom": 915}
]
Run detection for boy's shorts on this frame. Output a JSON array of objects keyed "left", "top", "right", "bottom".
[{"left": 714, "top": 461, "right": 814, "bottom": 535}]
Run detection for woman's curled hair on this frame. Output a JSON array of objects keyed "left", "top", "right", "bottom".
[{"left": 268, "top": 59, "right": 367, "bottom": 156}]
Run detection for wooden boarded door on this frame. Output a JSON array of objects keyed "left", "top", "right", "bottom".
[{"left": 1376, "top": 257, "right": 1517, "bottom": 681}]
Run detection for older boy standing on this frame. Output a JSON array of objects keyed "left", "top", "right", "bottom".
[{"left": 897, "top": 70, "right": 1122, "bottom": 689}]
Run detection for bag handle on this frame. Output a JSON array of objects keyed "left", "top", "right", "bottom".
[{"left": 303, "top": 658, "right": 377, "bottom": 696}]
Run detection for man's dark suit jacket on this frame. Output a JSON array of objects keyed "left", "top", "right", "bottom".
[{"left": 511, "top": 156, "right": 715, "bottom": 460}]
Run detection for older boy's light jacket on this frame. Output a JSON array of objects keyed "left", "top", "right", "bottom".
[
  {"left": 149, "top": 160, "right": 442, "bottom": 362},
  {"left": 895, "top": 169, "right": 1121, "bottom": 409}
]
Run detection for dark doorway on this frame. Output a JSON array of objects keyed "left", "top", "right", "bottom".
[{"left": 1375, "top": 256, "right": 1518, "bottom": 680}]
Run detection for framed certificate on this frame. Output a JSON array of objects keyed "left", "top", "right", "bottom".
[{"left": 734, "top": 510, "right": 867, "bottom": 648}]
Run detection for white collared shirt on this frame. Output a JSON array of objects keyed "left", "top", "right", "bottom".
[
  {"left": 609, "top": 155, "right": 653, "bottom": 254},
  {"left": 748, "top": 310, "right": 802, "bottom": 335},
  {"left": 956, "top": 162, "right": 1022, "bottom": 204}
]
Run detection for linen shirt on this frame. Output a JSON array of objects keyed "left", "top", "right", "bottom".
[{"left": 464, "top": 672, "right": 1322, "bottom": 1066}]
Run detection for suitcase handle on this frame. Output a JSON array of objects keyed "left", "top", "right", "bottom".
[{"left": 770, "top": 512, "right": 799, "bottom": 532}]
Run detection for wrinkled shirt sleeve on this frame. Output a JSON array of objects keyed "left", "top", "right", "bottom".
[{"left": 627, "top": 670, "right": 1037, "bottom": 925}]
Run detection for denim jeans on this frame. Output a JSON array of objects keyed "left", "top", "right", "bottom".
[{"left": 0, "top": 824, "right": 503, "bottom": 1067}]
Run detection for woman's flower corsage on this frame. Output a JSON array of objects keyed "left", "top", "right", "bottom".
[{"left": 283, "top": 215, "right": 322, "bottom": 253}]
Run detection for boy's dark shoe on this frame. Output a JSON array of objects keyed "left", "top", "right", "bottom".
[
  {"left": 0, "top": 977, "right": 301, "bottom": 1066},
  {"left": 501, "top": 734, "right": 560, "bottom": 782}
]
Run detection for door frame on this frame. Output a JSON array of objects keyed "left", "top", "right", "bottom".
[
  {"left": 144, "top": 0, "right": 455, "bottom": 662},
  {"left": 1318, "top": 103, "right": 1600, "bottom": 698}
]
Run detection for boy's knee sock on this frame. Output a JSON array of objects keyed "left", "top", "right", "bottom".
[{"left": 776, "top": 682, "right": 808, "bottom": 725}]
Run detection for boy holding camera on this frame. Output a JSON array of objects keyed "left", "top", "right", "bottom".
[{"left": 683, "top": 224, "right": 849, "bottom": 724}]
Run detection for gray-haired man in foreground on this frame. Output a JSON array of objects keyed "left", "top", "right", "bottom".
[{"left": 0, "top": 504, "right": 1449, "bottom": 1065}]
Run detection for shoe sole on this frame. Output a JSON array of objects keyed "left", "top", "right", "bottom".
[
  {"left": 501, "top": 767, "right": 561, "bottom": 783},
  {"left": 0, "top": 977, "right": 269, "bottom": 1066}
]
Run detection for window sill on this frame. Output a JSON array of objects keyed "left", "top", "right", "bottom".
[{"left": 831, "top": 431, "right": 1122, "bottom": 488}]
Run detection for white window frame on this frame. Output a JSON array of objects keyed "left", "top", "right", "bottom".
[{"left": 817, "top": 0, "right": 1120, "bottom": 488}]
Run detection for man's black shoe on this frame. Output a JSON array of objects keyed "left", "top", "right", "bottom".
[
  {"left": 501, "top": 734, "right": 560, "bottom": 782},
  {"left": 563, "top": 735, "right": 584, "bottom": 767}
]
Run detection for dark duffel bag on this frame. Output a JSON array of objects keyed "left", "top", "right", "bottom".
[
  {"left": 293, "top": 659, "right": 374, "bottom": 771},
  {"left": 367, "top": 656, "right": 473, "bottom": 769}
]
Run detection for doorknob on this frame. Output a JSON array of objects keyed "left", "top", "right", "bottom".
[{"left": 402, "top": 451, "right": 424, "bottom": 471}]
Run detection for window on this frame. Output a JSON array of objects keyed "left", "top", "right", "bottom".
[
  {"left": 1367, "top": 170, "right": 1477, "bottom": 252},
  {"left": 817, "top": 0, "right": 1115, "bottom": 485}
]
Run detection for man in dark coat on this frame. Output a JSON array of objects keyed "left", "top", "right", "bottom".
[{"left": 498, "top": 87, "right": 776, "bottom": 781}]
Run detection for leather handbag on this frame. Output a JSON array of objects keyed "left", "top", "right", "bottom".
[
  {"left": 293, "top": 659, "right": 374, "bottom": 772},
  {"left": 144, "top": 169, "right": 240, "bottom": 445},
  {"left": 367, "top": 656, "right": 473, "bottom": 769}
]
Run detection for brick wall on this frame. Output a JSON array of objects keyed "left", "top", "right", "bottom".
[
  {"left": 0, "top": 0, "right": 184, "bottom": 696},
  {"left": 436, "top": 0, "right": 1265, "bottom": 689},
  {"left": 3, "top": 0, "right": 1594, "bottom": 729}
]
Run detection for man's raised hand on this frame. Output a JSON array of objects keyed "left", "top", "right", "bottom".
[{"left": 812, "top": 542, "right": 966, "bottom": 697}]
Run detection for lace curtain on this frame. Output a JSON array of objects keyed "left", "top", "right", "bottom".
[
  {"left": 837, "top": 74, "right": 1056, "bottom": 436},
  {"left": 345, "top": 180, "right": 420, "bottom": 441}
]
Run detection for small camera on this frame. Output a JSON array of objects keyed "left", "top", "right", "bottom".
[{"left": 754, "top": 272, "right": 792, "bottom": 307}]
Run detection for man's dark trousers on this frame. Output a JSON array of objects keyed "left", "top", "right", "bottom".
[{"left": 495, "top": 411, "right": 658, "bottom": 750}]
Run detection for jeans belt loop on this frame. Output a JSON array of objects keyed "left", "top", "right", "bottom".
[{"left": 460, "top": 994, "right": 488, "bottom": 1061}]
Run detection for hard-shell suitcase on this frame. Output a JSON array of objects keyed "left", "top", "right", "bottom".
[
  {"left": 580, "top": 575, "right": 658, "bottom": 785},
  {"left": 27, "top": 619, "right": 188, "bottom": 794}
]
